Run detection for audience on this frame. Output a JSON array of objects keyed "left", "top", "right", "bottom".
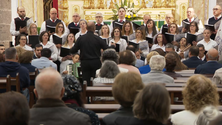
[
  {"left": 33, "top": 44, "right": 43, "bottom": 59},
  {"left": 62, "top": 75, "right": 100, "bottom": 125},
  {"left": 0, "top": 91, "right": 30, "bottom": 125},
  {"left": 196, "top": 106, "right": 221, "bottom": 125},
  {"left": 19, "top": 50, "right": 36, "bottom": 72},
  {"left": 169, "top": 51, "right": 188, "bottom": 71},
  {"left": 118, "top": 50, "right": 140, "bottom": 74},
  {"left": 213, "top": 67, "right": 222, "bottom": 84},
  {"left": 165, "top": 43, "right": 175, "bottom": 53},
  {"left": 141, "top": 55, "right": 174, "bottom": 84},
  {"left": 164, "top": 52, "right": 182, "bottom": 78},
  {"left": 30, "top": 68, "right": 91, "bottom": 125},
  {"left": 197, "top": 44, "right": 207, "bottom": 62},
  {"left": 0, "top": 44, "right": 5, "bottom": 54},
  {"left": 171, "top": 75, "right": 219, "bottom": 125},
  {"left": 115, "top": 83, "right": 170, "bottom": 125},
  {"left": 0, "top": 47, "right": 30, "bottom": 101},
  {"left": 102, "top": 72, "right": 144, "bottom": 125},
  {"left": 31, "top": 48, "right": 57, "bottom": 71},
  {"left": 93, "top": 60, "right": 120, "bottom": 85},
  {"left": 195, "top": 48, "right": 222, "bottom": 74},
  {"left": 182, "top": 46, "right": 205, "bottom": 69}
]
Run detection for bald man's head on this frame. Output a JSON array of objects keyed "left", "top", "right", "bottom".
[
  {"left": 206, "top": 48, "right": 219, "bottom": 61},
  {"left": 213, "top": 5, "right": 222, "bottom": 17},
  {"left": 34, "top": 68, "right": 64, "bottom": 99},
  {"left": 50, "top": 8, "right": 57, "bottom": 20},
  {"left": 143, "top": 14, "right": 151, "bottom": 24},
  {"left": 87, "top": 21, "right": 95, "bottom": 32},
  {"left": 17, "top": 6, "right": 26, "bottom": 18}
]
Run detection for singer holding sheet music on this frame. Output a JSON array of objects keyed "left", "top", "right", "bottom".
[
  {"left": 130, "top": 28, "right": 149, "bottom": 56},
  {"left": 167, "top": 23, "right": 180, "bottom": 46},
  {"left": 100, "top": 25, "right": 112, "bottom": 45},
  {"left": 16, "top": 34, "right": 32, "bottom": 51},
  {"left": 121, "top": 21, "right": 135, "bottom": 41},
  {"left": 75, "top": 19, "right": 88, "bottom": 40},
  {"left": 27, "top": 23, "right": 39, "bottom": 48},
  {"left": 40, "top": 8, "right": 69, "bottom": 35},
  {"left": 49, "top": 22, "right": 68, "bottom": 45},
  {"left": 186, "top": 21, "right": 203, "bottom": 46},
  {"left": 10, "top": 6, "right": 34, "bottom": 45},
  {"left": 151, "top": 34, "right": 167, "bottom": 52},
  {"left": 145, "top": 19, "right": 158, "bottom": 38},
  {"left": 39, "top": 31, "right": 58, "bottom": 61},
  {"left": 109, "top": 27, "right": 127, "bottom": 52}
]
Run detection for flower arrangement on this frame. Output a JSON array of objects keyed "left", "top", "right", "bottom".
[{"left": 108, "top": 0, "right": 142, "bottom": 21}]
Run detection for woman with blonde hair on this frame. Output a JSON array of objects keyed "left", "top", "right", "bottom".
[
  {"left": 28, "top": 23, "right": 38, "bottom": 35},
  {"left": 115, "top": 83, "right": 170, "bottom": 125},
  {"left": 171, "top": 74, "right": 219, "bottom": 125},
  {"left": 49, "top": 22, "right": 68, "bottom": 45},
  {"left": 100, "top": 25, "right": 112, "bottom": 45},
  {"left": 121, "top": 21, "right": 135, "bottom": 41}
]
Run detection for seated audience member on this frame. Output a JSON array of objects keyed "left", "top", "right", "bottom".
[
  {"left": 171, "top": 75, "right": 219, "bottom": 125},
  {"left": 33, "top": 44, "right": 43, "bottom": 59},
  {"left": 139, "top": 51, "right": 166, "bottom": 74},
  {"left": 31, "top": 48, "right": 57, "bottom": 71},
  {"left": 169, "top": 51, "right": 188, "bottom": 71},
  {"left": 102, "top": 72, "right": 144, "bottom": 125},
  {"left": 118, "top": 50, "right": 140, "bottom": 74},
  {"left": 115, "top": 83, "right": 170, "bottom": 125},
  {"left": 0, "top": 53, "right": 4, "bottom": 62},
  {"left": 164, "top": 53, "right": 182, "bottom": 78},
  {"left": 165, "top": 43, "right": 175, "bottom": 53},
  {"left": 209, "top": 115, "right": 222, "bottom": 125},
  {"left": 213, "top": 67, "right": 222, "bottom": 84},
  {"left": 93, "top": 60, "right": 120, "bottom": 85},
  {"left": 0, "top": 47, "right": 30, "bottom": 100},
  {"left": 62, "top": 75, "right": 100, "bottom": 125},
  {"left": 30, "top": 68, "right": 91, "bottom": 125},
  {"left": 197, "top": 29, "right": 218, "bottom": 51},
  {"left": 135, "top": 49, "right": 145, "bottom": 61},
  {"left": 195, "top": 48, "right": 222, "bottom": 74},
  {"left": 126, "top": 45, "right": 144, "bottom": 68},
  {"left": 19, "top": 51, "right": 36, "bottom": 72},
  {"left": 0, "top": 91, "right": 29, "bottom": 125},
  {"left": 141, "top": 55, "right": 174, "bottom": 84},
  {"left": 153, "top": 48, "right": 166, "bottom": 56},
  {"left": 196, "top": 106, "right": 221, "bottom": 125},
  {"left": 197, "top": 44, "right": 207, "bottom": 62},
  {"left": 182, "top": 46, "right": 205, "bottom": 69},
  {"left": 0, "top": 44, "right": 5, "bottom": 54},
  {"left": 16, "top": 34, "right": 33, "bottom": 51},
  {"left": 96, "top": 49, "right": 128, "bottom": 76}
]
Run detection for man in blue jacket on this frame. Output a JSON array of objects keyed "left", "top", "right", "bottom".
[{"left": 0, "top": 47, "right": 30, "bottom": 101}]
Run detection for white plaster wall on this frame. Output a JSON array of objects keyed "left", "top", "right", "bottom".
[{"left": 11, "top": 0, "right": 18, "bottom": 42}]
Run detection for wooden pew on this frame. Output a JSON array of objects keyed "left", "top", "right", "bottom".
[
  {"left": 29, "top": 69, "right": 38, "bottom": 107},
  {"left": 0, "top": 75, "right": 11, "bottom": 92}
]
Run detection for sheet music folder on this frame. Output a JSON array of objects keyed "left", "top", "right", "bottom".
[
  {"left": 128, "top": 41, "right": 139, "bottom": 49},
  {"left": 165, "top": 33, "right": 174, "bottom": 43},
  {"left": 60, "top": 47, "right": 70, "bottom": 57},
  {"left": 46, "top": 25, "right": 56, "bottom": 33},
  {"left": 53, "top": 35, "right": 62, "bottom": 45},
  {"left": 114, "top": 22, "right": 123, "bottom": 30},
  {"left": 29, "top": 35, "right": 39, "bottom": 48},
  {"left": 204, "top": 24, "right": 215, "bottom": 32},
  {"left": 69, "top": 27, "right": 79, "bottom": 35}
]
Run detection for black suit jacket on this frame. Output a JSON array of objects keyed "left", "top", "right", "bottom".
[
  {"left": 195, "top": 61, "right": 222, "bottom": 74},
  {"left": 208, "top": 17, "right": 222, "bottom": 40},
  {"left": 70, "top": 31, "right": 108, "bottom": 60},
  {"left": 182, "top": 56, "right": 205, "bottom": 69}
]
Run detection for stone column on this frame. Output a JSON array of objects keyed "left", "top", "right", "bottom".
[{"left": 0, "top": 0, "right": 12, "bottom": 48}]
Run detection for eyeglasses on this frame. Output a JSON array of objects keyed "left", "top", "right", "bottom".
[
  {"left": 213, "top": 8, "right": 219, "bottom": 11},
  {"left": 73, "top": 15, "right": 79, "bottom": 17}
]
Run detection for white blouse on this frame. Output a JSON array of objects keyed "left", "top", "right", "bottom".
[
  {"left": 109, "top": 38, "right": 127, "bottom": 52},
  {"left": 130, "top": 39, "right": 149, "bottom": 56},
  {"left": 151, "top": 44, "right": 165, "bottom": 51},
  {"left": 16, "top": 44, "right": 33, "bottom": 51}
]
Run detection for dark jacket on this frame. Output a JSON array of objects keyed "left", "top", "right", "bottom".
[
  {"left": 20, "top": 63, "right": 36, "bottom": 72},
  {"left": 70, "top": 31, "right": 108, "bottom": 60},
  {"left": 114, "top": 117, "right": 164, "bottom": 125},
  {"left": 0, "top": 61, "right": 30, "bottom": 89},
  {"left": 195, "top": 61, "right": 222, "bottom": 74},
  {"left": 30, "top": 99, "right": 91, "bottom": 125},
  {"left": 102, "top": 106, "right": 134, "bottom": 125},
  {"left": 182, "top": 56, "right": 205, "bottom": 68}
]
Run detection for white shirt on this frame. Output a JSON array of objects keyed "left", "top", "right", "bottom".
[
  {"left": 109, "top": 38, "right": 127, "bottom": 52},
  {"left": 197, "top": 39, "right": 218, "bottom": 51},
  {"left": 10, "top": 17, "right": 34, "bottom": 36},
  {"left": 110, "top": 18, "right": 126, "bottom": 32},
  {"left": 198, "top": 55, "right": 206, "bottom": 61},
  {"left": 151, "top": 44, "right": 165, "bottom": 51},
  {"left": 39, "top": 18, "right": 69, "bottom": 35},
  {"left": 75, "top": 30, "right": 87, "bottom": 40},
  {"left": 40, "top": 42, "right": 58, "bottom": 61},
  {"left": 16, "top": 44, "right": 33, "bottom": 51},
  {"left": 131, "top": 39, "right": 149, "bottom": 56},
  {"left": 49, "top": 33, "right": 68, "bottom": 45},
  {"left": 171, "top": 110, "right": 200, "bottom": 125}
]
